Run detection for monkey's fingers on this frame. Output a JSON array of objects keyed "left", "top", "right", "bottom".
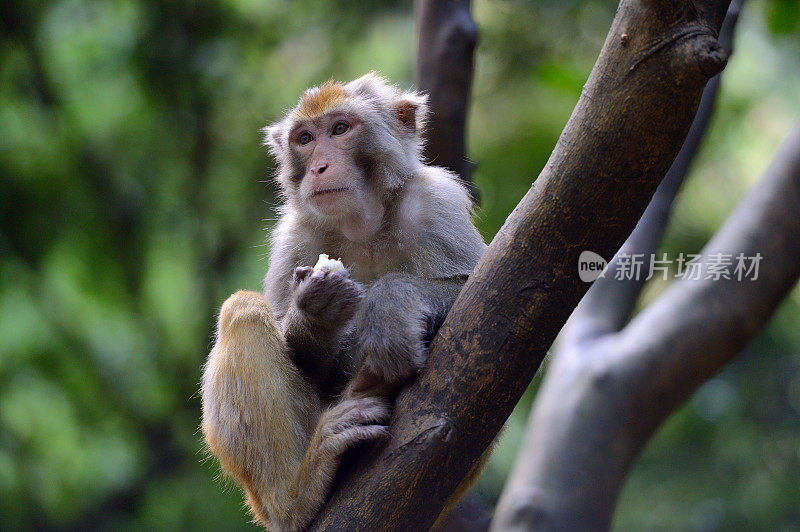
[
  {"left": 326, "top": 396, "right": 390, "bottom": 426},
  {"left": 320, "top": 424, "right": 389, "bottom": 454},
  {"left": 293, "top": 266, "right": 314, "bottom": 285},
  {"left": 325, "top": 278, "right": 364, "bottom": 316},
  {"left": 295, "top": 270, "right": 362, "bottom": 320},
  {"left": 319, "top": 396, "right": 390, "bottom": 451},
  {"left": 310, "top": 266, "right": 352, "bottom": 282},
  {"left": 329, "top": 267, "right": 352, "bottom": 279}
]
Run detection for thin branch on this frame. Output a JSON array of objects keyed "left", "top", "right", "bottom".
[{"left": 311, "top": 1, "right": 731, "bottom": 529}]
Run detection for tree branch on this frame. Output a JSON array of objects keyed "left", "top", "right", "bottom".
[
  {"left": 565, "top": 0, "right": 742, "bottom": 342},
  {"left": 415, "top": 0, "right": 480, "bottom": 203},
  {"left": 491, "top": 120, "right": 800, "bottom": 531},
  {"left": 311, "top": 1, "right": 731, "bottom": 529}
]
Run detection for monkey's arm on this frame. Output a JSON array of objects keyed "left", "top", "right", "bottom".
[
  {"left": 263, "top": 216, "right": 363, "bottom": 380},
  {"left": 350, "top": 177, "right": 486, "bottom": 386},
  {"left": 201, "top": 290, "right": 388, "bottom": 531},
  {"left": 354, "top": 273, "right": 466, "bottom": 384},
  {"left": 265, "top": 259, "right": 363, "bottom": 389}
]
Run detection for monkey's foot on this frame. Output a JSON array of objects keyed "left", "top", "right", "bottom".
[{"left": 318, "top": 396, "right": 390, "bottom": 454}]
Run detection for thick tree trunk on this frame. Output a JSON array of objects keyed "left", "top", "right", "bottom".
[
  {"left": 567, "top": 0, "right": 741, "bottom": 338},
  {"left": 311, "top": 1, "right": 731, "bottom": 529}
]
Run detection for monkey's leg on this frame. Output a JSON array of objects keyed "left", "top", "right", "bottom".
[{"left": 202, "top": 290, "right": 388, "bottom": 531}]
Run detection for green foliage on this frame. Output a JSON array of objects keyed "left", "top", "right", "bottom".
[
  {"left": 0, "top": 0, "right": 798, "bottom": 528},
  {"left": 766, "top": 0, "right": 800, "bottom": 34}
]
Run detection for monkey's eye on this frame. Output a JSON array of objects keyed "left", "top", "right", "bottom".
[
  {"left": 331, "top": 121, "right": 350, "bottom": 136},
  {"left": 298, "top": 132, "right": 314, "bottom": 145}
]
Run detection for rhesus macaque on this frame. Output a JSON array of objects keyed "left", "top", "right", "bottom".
[{"left": 201, "top": 73, "right": 486, "bottom": 530}]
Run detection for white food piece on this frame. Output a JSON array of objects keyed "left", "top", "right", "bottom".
[{"left": 313, "top": 253, "right": 344, "bottom": 273}]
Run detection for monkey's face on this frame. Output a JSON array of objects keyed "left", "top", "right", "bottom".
[
  {"left": 264, "top": 74, "right": 429, "bottom": 237},
  {"left": 288, "top": 112, "right": 368, "bottom": 218}
]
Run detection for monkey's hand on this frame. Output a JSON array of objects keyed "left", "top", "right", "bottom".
[
  {"left": 292, "top": 266, "right": 364, "bottom": 326},
  {"left": 281, "top": 266, "right": 363, "bottom": 370}
]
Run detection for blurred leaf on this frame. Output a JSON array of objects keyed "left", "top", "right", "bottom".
[{"left": 765, "top": 0, "right": 800, "bottom": 34}]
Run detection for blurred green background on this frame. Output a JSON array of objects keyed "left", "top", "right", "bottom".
[{"left": 1, "top": 0, "right": 799, "bottom": 529}]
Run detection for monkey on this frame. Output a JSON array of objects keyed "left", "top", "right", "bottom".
[{"left": 201, "top": 72, "right": 487, "bottom": 531}]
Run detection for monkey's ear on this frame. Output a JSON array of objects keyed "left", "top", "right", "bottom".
[
  {"left": 395, "top": 93, "right": 428, "bottom": 133},
  {"left": 262, "top": 122, "right": 286, "bottom": 154}
]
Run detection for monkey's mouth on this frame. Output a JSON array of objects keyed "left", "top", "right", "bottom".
[{"left": 310, "top": 187, "right": 351, "bottom": 198}]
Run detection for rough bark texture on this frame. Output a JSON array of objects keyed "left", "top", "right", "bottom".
[
  {"left": 492, "top": 0, "right": 756, "bottom": 530},
  {"left": 311, "top": 1, "right": 731, "bottom": 530},
  {"left": 565, "top": 0, "right": 742, "bottom": 339},
  {"left": 415, "top": 0, "right": 480, "bottom": 203},
  {"left": 491, "top": 118, "right": 800, "bottom": 532}
]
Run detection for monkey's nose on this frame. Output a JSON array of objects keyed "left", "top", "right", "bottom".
[{"left": 316, "top": 164, "right": 328, "bottom": 175}]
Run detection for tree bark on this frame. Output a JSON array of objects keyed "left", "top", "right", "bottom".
[
  {"left": 492, "top": 117, "right": 800, "bottom": 531},
  {"left": 415, "top": 0, "right": 480, "bottom": 203},
  {"left": 311, "top": 1, "right": 731, "bottom": 529},
  {"left": 563, "top": 0, "right": 742, "bottom": 342}
]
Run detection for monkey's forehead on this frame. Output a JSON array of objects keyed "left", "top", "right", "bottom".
[
  {"left": 292, "top": 81, "right": 349, "bottom": 120},
  {"left": 290, "top": 73, "right": 403, "bottom": 121}
]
